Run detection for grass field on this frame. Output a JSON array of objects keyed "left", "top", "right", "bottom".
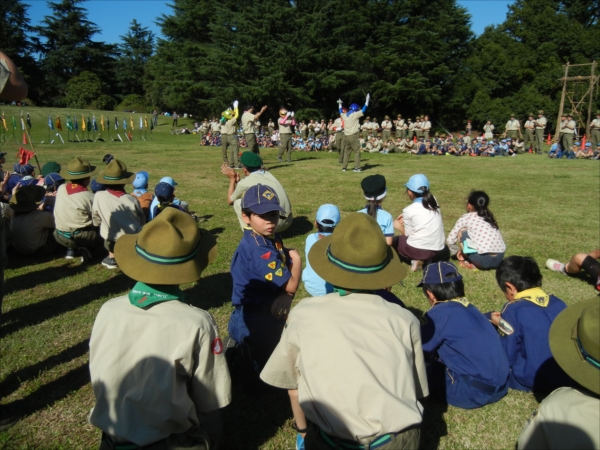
[{"left": 0, "top": 106, "right": 599, "bottom": 449}]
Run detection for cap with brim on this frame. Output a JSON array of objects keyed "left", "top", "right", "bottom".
[
  {"left": 242, "top": 183, "right": 285, "bottom": 215},
  {"left": 45, "top": 173, "right": 64, "bottom": 188},
  {"left": 63, "top": 157, "right": 98, "bottom": 180},
  {"left": 9, "top": 185, "right": 46, "bottom": 212},
  {"left": 41, "top": 161, "right": 61, "bottom": 177},
  {"left": 132, "top": 171, "right": 149, "bottom": 189},
  {"left": 96, "top": 159, "right": 135, "bottom": 185},
  {"left": 538, "top": 110, "right": 544, "bottom": 114},
  {"left": 404, "top": 174, "right": 430, "bottom": 193},
  {"left": 160, "top": 176, "right": 178, "bottom": 187},
  {"left": 0, "top": 152, "right": 7, "bottom": 158},
  {"left": 115, "top": 208, "right": 217, "bottom": 285},
  {"left": 316, "top": 204, "right": 340, "bottom": 226},
  {"left": 240, "top": 152, "right": 262, "bottom": 169},
  {"left": 549, "top": 298, "right": 599, "bottom": 395},
  {"left": 417, "top": 261, "right": 462, "bottom": 287},
  {"left": 309, "top": 213, "right": 406, "bottom": 290},
  {"left": 155, "top": 182, "right": 175, "bottom": 199}
]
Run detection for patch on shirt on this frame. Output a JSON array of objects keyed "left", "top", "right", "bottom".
[
  {"left": 498, "top": 318, "right": 514, "bottom": 336},
  {"left": 275, "top": 268, "right": 283, "bottom": 277},
  {"left": 262, "top": 189, "right": 275, "bottom": 200},
  {"left": 261, "top": 252, "right": 272, "bottom": 260},
  {"left": 212, "top": 338, "right": 223, "bottom": 354},
  {"left": 265, "top": 273, "right": 273, "bottom": 281},
  {"left": 268, "top": 261, "right": 277, "bottom": 269}
]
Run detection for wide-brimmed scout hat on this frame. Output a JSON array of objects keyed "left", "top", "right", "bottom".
[
  {"left": 115, "top": 208, "right": 217, "bottom": 285},
  {"left": 549, "top": 298, "right": 599, "bottom": 394},
  {"left": 63, "top": 157, "right": 98, "bottom": 180},
  {"left": 96, "top": 159, "right": 136, "bottom": 185},
  {"left": 309, "top": 213, "right": 406, "bottom": 290},
  {"left": 9, "top": 185, "right": 46, "bottom": 212}
]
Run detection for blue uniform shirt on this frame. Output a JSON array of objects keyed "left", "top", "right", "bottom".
[
  {"left": 498, "top": 289, "right": 570, "bottom": 392},
  {"left": 357, "top": 206, "right": 394, "bottom": 237},
  {"left": 421, "top": 298, "right": 510, "bottom": 387},
  {"left": 302, "top": 232, "right": 333, "bottom": 297},
  {"left": 230, "top": 228, "right": 291, "bottom": 306}
]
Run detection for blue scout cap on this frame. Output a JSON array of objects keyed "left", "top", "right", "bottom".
[
  {"left": 316, "top": 204, "right": 340, "bottom": 226},
  {"left": 132, "top": 171, "right": 149, "bottom": 189},
  {"left": 418, "top": 261, "right": 463, "bottom": 287},
  {"left": 155, "top": 182, "right": 175, "bottom": 199},
  {"left": 404, "top": 174, "right": 429, "bottom": 193},
  {"left": 90, "top": 179, "right": 105, "bottom": 193},
  {"left": 585, "top": 142, "right": 591, "bottom": 147},
  {"left": 0, "top": 152, "right": 7, "bottom": 158},
  {"left": 242, "top": 184, "right": 285, "bottom": 215},
  {"left": 160, "top": 176, "right": 178, "bottom": 187},
  {"left": 44, "top": 172, "right": 64, "bottom": 189},
  {"left": 19, "top": 164, "right": 34, "bottom": 176}
]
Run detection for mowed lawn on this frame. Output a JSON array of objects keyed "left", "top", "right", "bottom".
[{"left": 0, "top": 106, "right": 599, "bottom": 449}]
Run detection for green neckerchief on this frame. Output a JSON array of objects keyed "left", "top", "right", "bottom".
[
  {"left": 128, "top": 282, "right": 185, "bottom": 308},
  {"left": 333, "top": 287, "right": 374, "bottom": 297},
  {"left": 514, "top": 287, "right": 549, "bottom": 307}
]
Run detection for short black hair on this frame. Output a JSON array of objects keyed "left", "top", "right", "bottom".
[
  {"left": 317, "top": 222, "right": 335, "bottom": 233},
  {"left": 496, "top": 256, "right": 542, "bottom": 293},
  {"left": 241, "top": 207, "right": 255, "bottom": 218},
  {"left": 421, "top": 280, "right": 465, "bottom": 301}
]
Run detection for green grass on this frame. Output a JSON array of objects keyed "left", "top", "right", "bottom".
[{"left": 0, "top": 105, "right": 599, "bottom": 449}]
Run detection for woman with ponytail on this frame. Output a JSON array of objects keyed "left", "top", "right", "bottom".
[
  {"left": 447, "top": 190, "right": 506, "bottom": 270},
  {"left": 358, "top": 174, "right": 394, "bottom": 245},
  {"left": 393, "top": 174, "right": 446, "bottom": 271}
]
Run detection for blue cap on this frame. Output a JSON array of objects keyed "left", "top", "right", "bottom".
[
  {"left": 13, "top": 163, "right": 21, "bottom": 172},
  {"left": 90, "top": 179, "right": 105, "bottom": 193},
  {"left": 574, "top": 142, "right": 580, "bottom": 146},
  {"left": 155, "top": 181, "right": 175, "bottom": 199},
  {"left": 132, "top": 171, "right": 149, "bottom": 189},
  {"left": 159, "top": 176, "right": 178, "bottom": 187},
  {"left": 19, "top": 164, "right": 34, "bottom": 175},
  {"left": 585, "top": 142, "right": 591, "bottom": 147},
  {"left": 404, "top": 174, "right": 430, "bottom": 193},
  {"left": 418, "top": 261, "right": 463, "bottom": 287},
  {"left": 349, "top": 103, "right": 360, "bottom": 112},
  {"left": 242, "top": 184, "right": 285, "bottom": 215},
  {"left": 316, "top": 204, "right": 340, "bottom": 227},
  {"left": 44, "top": 173, "right": 64, "bottom": 189}
]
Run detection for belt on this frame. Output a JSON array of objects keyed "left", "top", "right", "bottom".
[
  {"left": 461, "top": 374, "right": 501, "bottom": 395},
  {"left": 56, "top": 229, "right": 82, "bottom": 239},
  {"left": 102, "top": 433, "right": 141, "bottom": 449},
  {"left": 318, "top": 424, "right": 418, "bottom": 450}
]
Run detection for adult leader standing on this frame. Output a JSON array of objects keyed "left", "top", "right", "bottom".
[{"left": 242, "top": 104, "right": 267, "bottom": 155}]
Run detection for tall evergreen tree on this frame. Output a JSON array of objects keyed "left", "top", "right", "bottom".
[
  {"left": 33, "top": 0, "right": 116, "bottom": 106},
  {"left": 115, "top": 19, "right": 154, "bottom": 100}
]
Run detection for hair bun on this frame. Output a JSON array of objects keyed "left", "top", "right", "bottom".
[{"left": 477, "top": 198, "right": 486, "bottom": 207}]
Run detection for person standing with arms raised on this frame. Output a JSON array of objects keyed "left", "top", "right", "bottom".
[
  {"left": 242, "top": 104, "right": 267, "bottom": 155},
  {"left": 339, "top": 94, "right": 370, "bottom": 173}
]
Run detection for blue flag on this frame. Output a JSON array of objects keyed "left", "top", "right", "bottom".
[
  {"left": 115, "top": 116, "right": 118, "bottom": 130},
  {"left": 93, "top": 116, "right": 98, "bottom": 131},
  {"left": 123, "top": 119, "right": 127, "bottom": 130},
  {"left": 74, "top": 116, "right": 78, "bottom": 131},
  {"left": 48, "top": 114, "right": 54, "bottom": 130}
]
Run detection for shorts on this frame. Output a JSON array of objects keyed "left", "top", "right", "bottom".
[
  {"left": 393, "top": 235, "right": 446, "bottom": 264},
  {"left": 581, "top": 255, "right": 600, "bottom": 290}
]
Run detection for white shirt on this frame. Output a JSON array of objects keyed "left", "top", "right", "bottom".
[{"left": 403, "top": 199, "right": 445, "bottom": 251}]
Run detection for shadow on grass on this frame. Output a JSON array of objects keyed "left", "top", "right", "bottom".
[
  {"left": 5, "top": 249, "right": 62, "bottom": 271},
  {"left": 185, "top": 273, "right": 233, "bottom": 311},
  {"left": 420, "top": 397, "right": 448, "bottom": 449},
  {"left": 280, "top": 216, "right": 313, "bottom": 239},
  {"left": 0, "top": 274, "right": 132, "bottom": 338},
  {"left": 4, "top": 263, "right": 90, "bottom": 295},
  {"left": 208, "top": 227, "right": 225, "bottom": 236},
  {"left": 0, "top": 339, "right": 89, "bottom": 399},
  {"left": 359, "top": 163, "right": 383, "bottom": 172}
]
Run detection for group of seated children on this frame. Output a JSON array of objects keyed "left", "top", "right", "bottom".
[{"left": 548, "top": 141, "right": 600, "bottom": 159}]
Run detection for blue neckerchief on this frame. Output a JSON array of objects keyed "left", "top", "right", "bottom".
[
  {"left": 133, "top": 188, "right": 148, "bottom": 195},
  {"left": 412, "top": 197, "right": 423, "bottom": 203},
  {"left": 249, "top": 170, "right": 265, "bottom": 175}
]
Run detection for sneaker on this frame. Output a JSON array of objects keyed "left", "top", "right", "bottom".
[
  {"left": 101, "top": 256, "right": 118, "bottom": 269},
  {"left": 342, "top": 168, "right": 347, "bottom": 172},
  {"left": 545, "top": 259, "right": 566, "bottom": 274},
  {"left": 296, "top": 433, "right": 305, "bottom": 450},
  {"left": 65, "top": 248, "right": 76, "bottom": 259},
  {"left": 277, "top": 157, "right": 283, "bottom": 162},
  {"left": 78, "top": 247, "right": 92, "bottom": 263},
  {"left": 353, "top": 168, "right": 362, "bottom": 172}
]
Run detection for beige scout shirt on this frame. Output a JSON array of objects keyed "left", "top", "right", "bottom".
[
  {"left": 524, "top": 120, "right": 535, "bottom": 130},
  {"left": 261, "top": 293, "right": 428, "bottom": 442},
  {"left": 211, "top": 121, "right": 220, "bottom": 132},
  {"left": 381, "top": 120, "right": 392, "bottom": 130},
  {"left": 92, "top": 191, "right": 146, "bottom": 241},
  {"left": 333, "top": 118, "right": 343, "bottom": 132},
  {"left": 222, "top": 117, "right": 237, "bottom": 135},
  {"left": 10, "top": 211, "right": 55, "bottom": 255},
  {"left": 563, "top": 119, "right": 576, "bottom": 134},
  {"left": 344, "top": 111, "right": 364, "bottom": 135},
  {"left": 535, "top": 116, "right": 547, "bottom": 129},
  {"left": 505, "top": 119, "right": 520, "bottom": 131},
  {"left": 89, "top": 295, "right": 232, "bottom": 446},
  {"left": 241, "top": 111, "right": 256, "bottom": 134},
  {"left": 517, "top": 387, "right": 599, "bottom": 449},
  {"left": 53, "top": 184, "right": 94, "bottom": 232}
]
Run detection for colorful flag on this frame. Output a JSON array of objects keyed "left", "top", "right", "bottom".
[
  {"left": 129, "top": 116, "right": 134, "bottom": 130},
  {"left": 81, "top": 115, "right": 86, "bottom": 131},
  {"left": 150, "top": 116, "right": 154, "bottom": 131},
  {"left": 144, "top": 116, "right": 148, "bottom": 129},
  {"left": 74, "top": 116, "right": 78, "bottom": 131},
  {"left": 139, "top": 116, "right": 143, "bottom": 130},
  {"left": 48, "top": 114, "right": 54, "bottom": 130},
  {"left": 18, "top": 148, "right": 35, "bottom": 164},
  {"left": 115, "top": 115, "right": 118, "bottom": 130},
  {"left": 87, "top": 116, "right": 91, "bottom": 132},
  {"left": 100, "top": 115, "right": 105, "bottom": 131},
  {"left": 56, "top": 116, "right": 62, "bottom": 131},
  {"left": 67, "top": 114, "right": 73, "bottom": 131},
  {"left": 1, "top": 114, "right": 7, "bottom": 130},
  {"left": 26, "top": 113, "right": 32, "bottom": 129},
  {"left": 107, "top": 116, "right": 110, "bottom": 130},
  {"left": 93, "top": 116, "right": 98, "bottom": 132},
  {"left": 20, "top": 117, "right": 25, "bottom": 131},
  {"left": 12, "top": 115, "right": 17, "bottom": 130},
  {"left": 123, "top": 118, "right": 127, "bottom": 130}
]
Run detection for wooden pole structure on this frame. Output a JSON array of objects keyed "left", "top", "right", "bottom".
[
  {"left": 585, "top": 61, "right": 597, "bottom": 138},
  {"left": 555, "top": 62, "right": 570, "bottom": 142}
]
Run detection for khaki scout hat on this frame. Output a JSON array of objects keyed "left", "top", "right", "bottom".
[
  {"left": 9, "top": 185, "right": 46, "bottom": 213},
  {"left": 309, "top": 213, "right": 406, "bottom": 290},
  {"left": 385, "top": 115, "right": 390, "bottom": 120},
  {"left": 538, "top": 110, "right": 544, "bottom": 115},
  {"left": 115, "top": 208, "right": 218, "bottom": 285},
  {"left": 63, "top": 156, "right": 98, "bottom": 180},
  {"left": 96, "top": 159, "right": 136, "bottom": 185},
  {"left": 549, "top": 298, "right": 599, "bottom": 395}
]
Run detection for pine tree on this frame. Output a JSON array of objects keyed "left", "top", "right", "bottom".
[{"left": 115, "top": 19, "right": 154, "bottom": 100}]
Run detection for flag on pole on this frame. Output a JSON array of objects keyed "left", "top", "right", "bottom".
[
  {"left": 22, "top": 132, "right": 27, "bottom": 144},
  {"left": 150, "top": 116, "right": 154, "bottom": 131},
  {"left": 12, "top": 115, "right": 16, "bottom": 130},
  {"left": 81, "top": 115, "right": 86, "bottom": 131},
  {"left": 18, "top": 148, "right": 35, "bottom": 164},
  {"left": 139, "top": 116, "right": 143, "bottom": 130},
  {"left": 107, "top": 116, "right": 110, "bottom": 130},
  {"left": 101, "top": 115, "right": 105, "bottom": 131},
  {"left": 130, "top": 116, "right": 134, "bottom": 130},
  {"left": 1, "top": 114, "right": 7, "bottom": 130},
  {"left": 56, "top": 116, "right": 62, "bottom": 131},
  {"left": 115, "top": 115, "right": 119, "bottom": 130},
  {"left": 67, "top": 114, "right": 73, "bottom": 131},
  {"left": 123, "top": 119, "right": 127, "bottom": 130},
  {"left": 26, "top": 113, "right": 32, "bottom": 129},
  {"left": 144, "top": 116, "right": 148, "bottom": 129},
  {"left": 87, "top": 116, "right": 92, "bottom": 132},
  {"left": 48, "top": 114, "right": 54, "bottom": 130},
  {"left": 93, "top": 116, "right": 98, "bottom": 131},
  {"left": 20, "top": 116, "right": 25, "bottom": 131},
  {"left": 74, "top": 116, "right": 79, "bottom": 131}
]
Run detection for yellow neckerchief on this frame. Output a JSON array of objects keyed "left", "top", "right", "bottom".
[
  {"left": 449, "top": 297, "right": 469, "bottom": 307},
  {"left": 514, "top": 287, "right": 549, "bottom": 307}
]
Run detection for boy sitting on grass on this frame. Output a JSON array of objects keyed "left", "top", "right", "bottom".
[
  {"left": 227, "top": 184, "right": 301, "bottom": 393},
  {"left": 490, "top": 256, "right": 572, "bottom": 393},
  {"left": 420, "top": 262, "right": 509, "bottom": 409}
]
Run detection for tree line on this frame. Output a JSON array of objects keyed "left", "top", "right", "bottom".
[{"left": 2, "top": 0, "right": 598, "bottom": 131}]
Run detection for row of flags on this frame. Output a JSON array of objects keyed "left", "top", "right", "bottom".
[{"left": 1, "top": 113, "right": 155, "bottom": 132}]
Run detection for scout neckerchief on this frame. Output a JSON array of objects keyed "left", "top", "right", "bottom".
[
  {"left": 333, "top": 287, "right": 373, "bottom": 296},
  {"left": 129, "top": 281, "right": 185, "bottom": 308},
  {"left": 107, "top": 188, "right": 126, "bottom": 198},
  {"left": 66, "top": 183, "right": 88, "bottom": 195},
  {"left": 514, "top": 287, "right": 550, "bottom": 307}
]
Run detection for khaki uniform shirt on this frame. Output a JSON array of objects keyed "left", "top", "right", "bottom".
[
  {"left": 261, "top": 293, "right": 428, "bottom": 442},
  {"left": 279, "top": 117, "right": 294, "bottom": 134},
  {"left": 524, "top": 120, "right": 535, "bottom": 130},
  {"left": 535, "top": 117, "right": 547, "bottom": 129},
  {"left": 230, "top": 171, "right": 292, "bottom": 219},
  {"left": 370, "top": 121, "right": 380, "bottom": 131},
  {"left": 54, "top": 184, "right": 95, "bottom": 232},
  {"left": 211, "top": 121, "right": 220, "bottom": 133},
  {"left": 241, "top": 111, "right": 256, "bottom": 134},
  {"left": 408, "top": 122, "right": 415, "bottom": 131},
  {"left": 92, "top": 191, "right": 146, "bottom": 241},
  {"left": 344, "top": 111, "right": 364, "bottom": 135},
  {"left": 381, "top": 120, "right": 392, "bottom": 131},
  {"left": 222, "top": 117, "right": 237, "bottom": 135},
  {"left": 360, "top": 121, "right": 370, "bottom": 132},
  {"left": 422, "top": 121, "right": 431, "bottom": 132},
  {"left": 333, "top": 118, "right": 343, "bottom": 132},
  {"left": 591, "top": 118, "right": 600, "bottom": 129},
  {"left": 10, "top": 210, "right": 54, "bottom": 255},
  {"left": 563, "top": 120, "right": 576, "bottom": 134},
  {"left": 89, "top": 295, "right": 232, "bottom": 446},
  {"left": 517, "top": 387, "right": 599, "bottom": 449},
  {"left": 506, "top": 119, "right": 520, "bottom": 131}
]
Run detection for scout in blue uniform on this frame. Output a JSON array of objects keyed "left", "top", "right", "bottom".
[
  {"left": 490, "top": 256, "right": 572, "bottom": 392},
  {"left": 420, "top": 261, "right": 509, "bottom": 409},
  {"left": 228, "top": 184, "right": 301, "bottom": 391}
]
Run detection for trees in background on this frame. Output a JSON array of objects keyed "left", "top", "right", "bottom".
[{"left": 115, "top": 19, "right": 155, "bottom": 101}]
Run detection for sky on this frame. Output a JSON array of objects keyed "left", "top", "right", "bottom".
[{"left": 25, "top": 0, "right": 514, "bottom": 45}]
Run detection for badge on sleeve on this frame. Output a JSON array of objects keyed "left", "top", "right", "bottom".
[
  {"left": 498, "top": 318, "right": 514, "bottom": 336},
  {"left": 212, "top": 338, "right": 223, "bottom": 354},
  {"left": 275, "top": 268, "right": 283, "bottom": 277},
  {"left": 265, "top": 273, "right": 273, "bottom": 281},
  {"left": 268, "top": 261, "right": 277, "bottom": 269},
  {"left": 261, "top": 252, "right": 272, "bottom": 260}
]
